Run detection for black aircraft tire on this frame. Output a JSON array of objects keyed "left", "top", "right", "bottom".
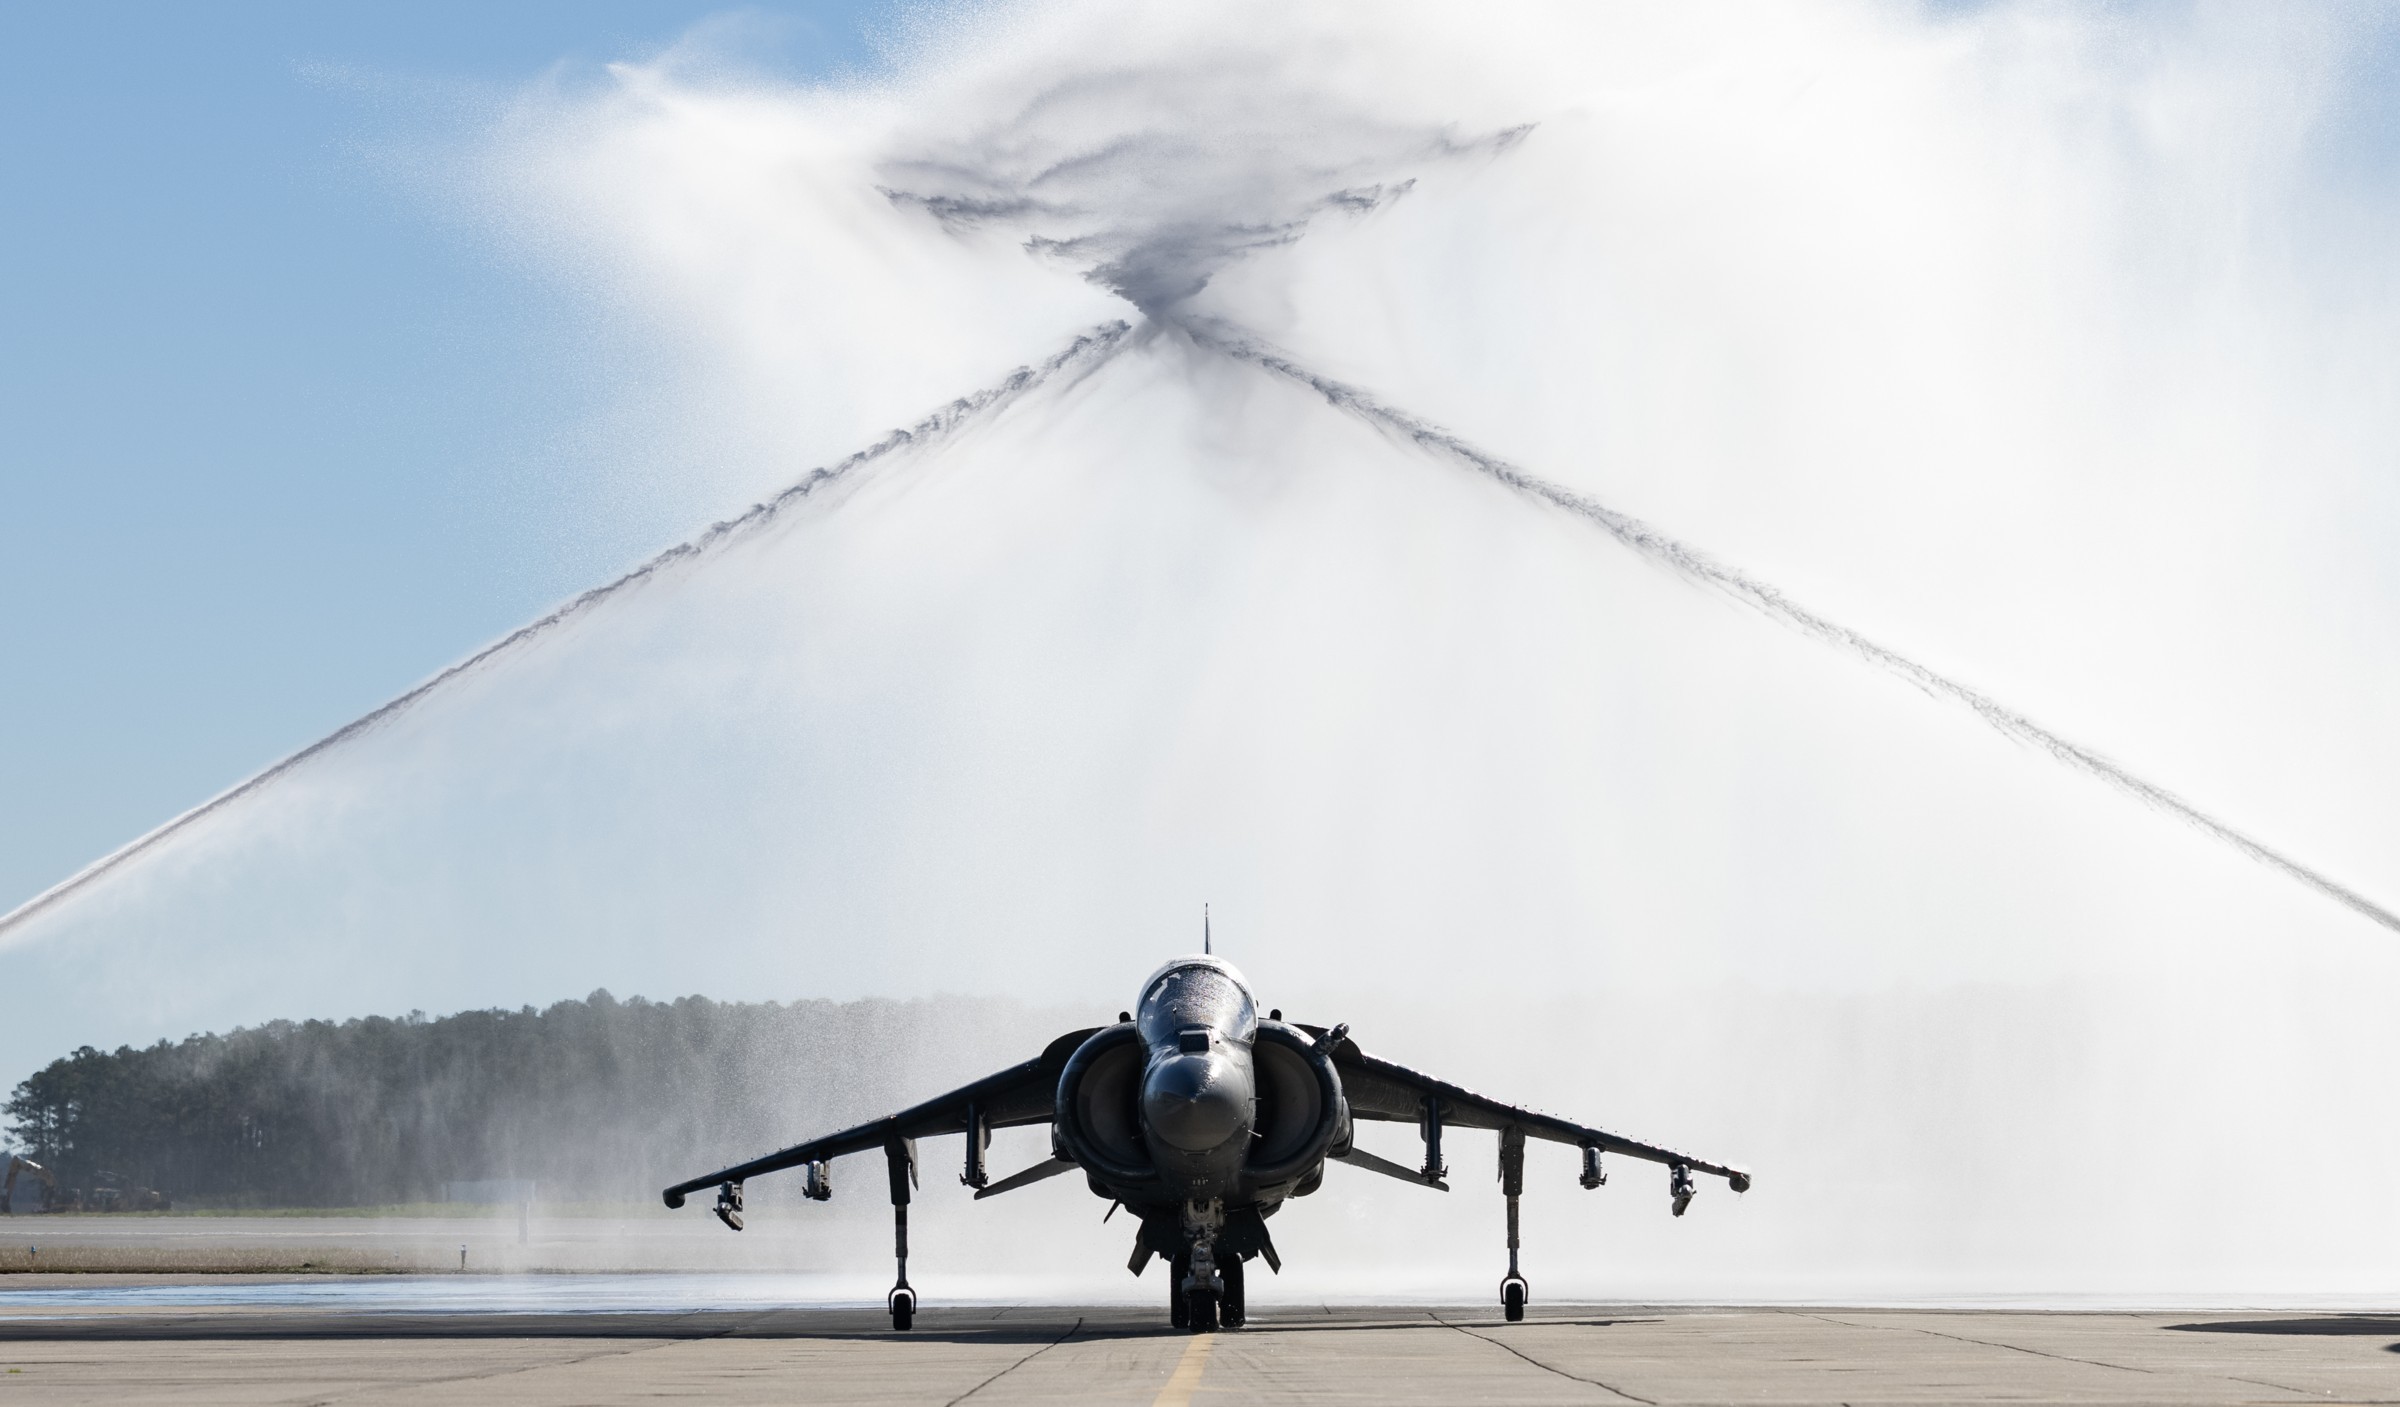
[
  {"left": 1169, "top": 1253, "right": 1191, "bottom": 1329},
  {"left": 1186, "top": 1286, "right": 1218, "bottom": 1334},
  {"left": 1502, "top": 1279, "right": 1526, "bottom": 1323},
  {"left": 1221, "top": 1257, "right": 1246, "bottom": 1329}
]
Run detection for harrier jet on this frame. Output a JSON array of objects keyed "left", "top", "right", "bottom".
[{"left": 663, "top": 947, "right": 1750, "bottom": 1332}]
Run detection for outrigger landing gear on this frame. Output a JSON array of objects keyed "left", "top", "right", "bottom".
[
  {"left": 1498, "top": 1125, "right": 1530, "bottom": 1323},
  {"left": 885, "top": 1138, "right": 918, "bottom": 1331}
]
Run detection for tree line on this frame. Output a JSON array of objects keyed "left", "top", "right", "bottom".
[{"left": 3, "top": 991, "right": 1066, "bottom": 1208}]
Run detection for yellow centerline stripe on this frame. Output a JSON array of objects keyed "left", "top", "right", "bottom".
[{"left": 1153, "top": 1332, "right": 1216, "bottom": 1406}]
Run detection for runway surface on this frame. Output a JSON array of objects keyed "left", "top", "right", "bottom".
[{"left": 6, "top": 1279, "right": 2400, "bottom": 1405}]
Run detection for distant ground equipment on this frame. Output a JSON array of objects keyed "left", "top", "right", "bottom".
[
  {"left": 3, "top": 1155, "right": 56, "bottom": 1213},
  {"left": 2, "top": 1159, "right": 170, "bottom": 1213},
  {"left": 87, "top": 1170, "right": 171, "bottom": 1212}
]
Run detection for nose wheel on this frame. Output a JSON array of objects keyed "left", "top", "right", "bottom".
[
  {"left": 1172, "top": 1250, "right": 1223, "bottom": 1333},
  {"left": 1172, "top": 1251, "right": 1244, "bottom": 1332},
  {"left": 1185, "top": 1281, "right": 1220, "bottom": 1333}
]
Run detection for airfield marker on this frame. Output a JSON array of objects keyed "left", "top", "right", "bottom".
[{"left": 1153, "top": 1333, "right": 1215, "bottom": 1407}]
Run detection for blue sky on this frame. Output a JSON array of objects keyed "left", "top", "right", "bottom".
[{"left": 0, "top": 3, "right": 899, "bottom": 912}]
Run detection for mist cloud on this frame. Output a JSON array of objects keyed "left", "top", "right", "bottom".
[{"left": 7, "top": 0, "right": 2400, "bottom": 1299}]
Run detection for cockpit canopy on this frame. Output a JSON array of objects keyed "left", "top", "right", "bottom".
[{"left": 1135, "top": 956, "right": 1258, "bottom": 1049}]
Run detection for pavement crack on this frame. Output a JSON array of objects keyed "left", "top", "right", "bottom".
[
  {"left": 1429, "top": 1312, "right": 1655, "bottom": 1405},
  {"left": 1788, "top": 1310, "right": 2154, "bottom": 1375},
  {"left": 2223, "top": 1372, "right": 2343, "bottom": 1399},
  {"left": 300, "top": 1324, "right": 729, "bottom": 1406},
  {"left": 945, "top": 1315, "right": 1083, "bottom": 1406},
  {"left": 1787, "top": 1311, "right": 2335, "bottom": 1400}
]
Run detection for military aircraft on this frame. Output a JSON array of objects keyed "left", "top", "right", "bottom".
[{"left": 663, "top": 941, "right": 1750, "bottom": 1332}]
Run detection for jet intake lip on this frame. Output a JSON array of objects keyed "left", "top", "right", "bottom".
[{"left": 1142, "top": 1052, "right": 1251, "bottom": 1152}]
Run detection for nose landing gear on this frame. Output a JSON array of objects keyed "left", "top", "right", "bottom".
[
  {"left": 1169, "top": 1249, "right": 1224, "bottom": 1331},
  {"left": 1184, "top": 1268, "right": 1219, "bottom": 1332},
  {"left": 1176, "top": 1198, "right": 1230, "bottom": 1333},
  {"left": 1174, "top": 1256, "right": 1246, "bottom": 1330}
]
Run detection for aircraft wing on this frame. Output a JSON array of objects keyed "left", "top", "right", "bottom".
[
  {"left": 1307, "top": 1026, "right": 1752, "bottom": 1191},
  {"left": 662, "top": 1026, "right": 1098, "bottom": 1207}
]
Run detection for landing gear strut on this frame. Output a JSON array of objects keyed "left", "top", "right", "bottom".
[
  {"left": 885, "top": 1138, "right": 918, "bottom": 1331},
  {"left": 1179, "top": 1198, "right": 1225, "bottom": 1334},
  {"left": 1498, "top": 1125, "right": 1530, "bottom": 1323}
]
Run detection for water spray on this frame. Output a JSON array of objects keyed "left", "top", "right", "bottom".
[
  {"left": 1184, "top": 318, "right": 2400, "bottom": 938},
  {"left": 0, "top": 321, "right": 1133, "bottom": 943}
]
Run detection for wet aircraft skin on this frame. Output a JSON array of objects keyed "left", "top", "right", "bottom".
[
  {"left": 663, "top": 954, "right": 1750, "bottom": 1334},
  {"left": 1134, "top": 962, "right": 1256, "bottom": 1178}
]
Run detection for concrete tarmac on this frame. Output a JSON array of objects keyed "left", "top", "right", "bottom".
[{"left": 6, "top": 1291, "right": 2400, "bottom": 1404}]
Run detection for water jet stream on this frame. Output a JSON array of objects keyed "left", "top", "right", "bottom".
[
  {"left": 0, "top": 321, "right": 1134, "bottom": 944},
  {"left": 1185, "top": 319, "right": 2400, "bottom": 938}
]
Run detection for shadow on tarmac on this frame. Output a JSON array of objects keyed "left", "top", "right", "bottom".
[{"left": 2168, "top": 1317, "right": 2400, "bottom": 1337}]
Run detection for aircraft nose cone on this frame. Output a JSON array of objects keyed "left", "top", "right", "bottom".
[{"left": 1143, "top": 1054, "right": 1248, "bottom": 1152}]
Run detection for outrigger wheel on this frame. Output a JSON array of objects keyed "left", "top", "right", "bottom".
[
  {"left": 888, "top": 1285, "right": 916, "bottom": 1332},
  {"left": 1500, "top": 1274, "right": 1529, "bottom": 1323}
]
